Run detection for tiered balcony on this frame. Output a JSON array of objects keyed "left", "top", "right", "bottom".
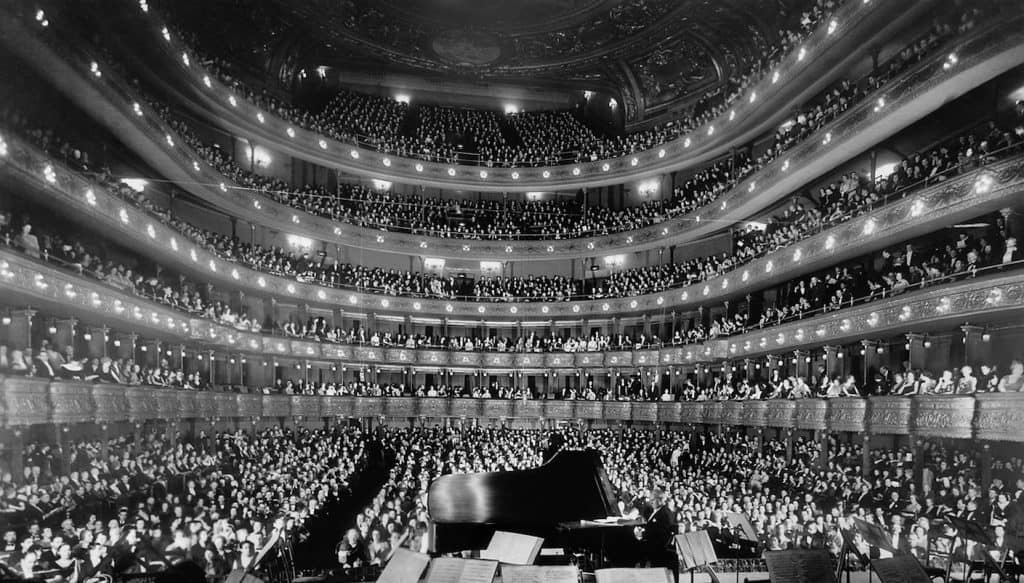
[
  {"left": 3, "top": 377, "right": 1023, "bottom": 444},
  {"left": 4, "top": 6, "right": 1024, "bottom": 260}
]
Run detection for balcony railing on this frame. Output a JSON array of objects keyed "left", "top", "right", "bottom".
[
  {"left": 5, "top": 8, "right": 1023, "bottom": 260},
  {"left": 2, "top": 376, "right": 1022, "bottom": 443},
  {"left": 2, "top": 247, "right": 1023, "bottom": 369},
  {"left": 4, "top": 127, "right": 1024, "bottom": 319}
]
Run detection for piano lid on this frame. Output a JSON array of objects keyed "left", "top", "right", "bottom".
[{"left": 427, "top": 449, "right": 621, "bottom": 526}]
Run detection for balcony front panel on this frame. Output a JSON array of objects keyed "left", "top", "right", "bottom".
[{"left": 8, "top": 378, "right": 1024, "bottom": 442}]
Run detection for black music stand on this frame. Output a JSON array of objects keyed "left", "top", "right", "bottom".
[
  {"left": 945, "top": 515, "right": 996, "bottom": 583},
  {"left": 763, "top": 549, "right": 838, "bottom": 583},
  {"left": 870, "top": 556, "right": 932, "bottom": 583},
  {"left": 675, "top": 531, "right": 719, "bottom": 583}
]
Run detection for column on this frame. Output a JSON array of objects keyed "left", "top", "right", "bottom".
[
  {"left": 743, "top": 359, "right": 754, "bottom": 381},
  {"left": 139, "top": 339, "right": 162, "bottom": 368},
  {"left": 333, "top": 307, "right": 345, "bottom": 331},
  {"left": 860, "top": 340, "right": 880, "bottom": 387},
  {"left": 980, "top": 444, "right": 992, "bottom": 490},
  {"left": 785, "top": 429, "right": 794, "bottom": 464},
  {"left": 960, "top": 325, "right": 990, "bottom": 368},
  {"left": 112, "top": 332, "right": 137, "bottom": 361},
  {"left": 823, "top": 345, "right": 841, "bottom": 379},
  {"left": 643, "top": 314, "right": 652, "bottom": 338},
  {"left": 264, "top": 298, "right": 279, "bottom": 329},
  {"left": 793, "top": 350, "right": 809, "bottom": 380},
  {"left": 905, "top": 333, "right": 927, "bottom": 371},
  {"left": 766, "top": 355, "right": 780, "bottom": 380},
  {"left": 52, "top": 318, "right": 77, "bottom": 356},
  {"left": 861, "top": 434, "right": 872, "bottom": 478},
  {"left": 4, "top": 309, "right": 35, "bottom": 352},
  {"left": 912, "top": 438, "right": 925, "bottom": 492},
  {"left": 85, "top": 327, "right": 108, "bottom": 359}
]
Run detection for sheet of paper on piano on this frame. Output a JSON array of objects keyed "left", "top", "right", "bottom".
[
  {"left": 480, "top": 531, "right": 545, "bottom": 565},
  {"left": 594, "top": 567, "right": 674, "bottom": 583},
  {"left": 500, "top": 565, "right": 580, "bottom": 583},
  {"left": 425, "top": 557, "right": 499, "bottom": 583},
  {"left": 377, "top": 548, "right": 431, "bottom": 583}
]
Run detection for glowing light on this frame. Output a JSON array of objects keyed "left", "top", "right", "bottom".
[
  {"left": 511, "top": 171, "right": 520, "bottom": 180},
  {"left": 132, "top": 102, "right": 144, "bottom": 117},
  {"left": 910, "top": 200, "right": 924, "bottom": 217},
  {"left": 382, "top": 158, "right": 391, "bottom": 167},
  {"left": 231, "top": 269, "right": 240, "bottom": 280},
  {"left": 771, "top": 71, "right": 780, "bottom": 84},
  {"left": 394, "top": 94, "right": 410, "bottom": 104},
  {"left": 542, "top": 170, "right": 551, "bottom": 179},
  {"left": 729, "top": 110, "right": 736, "bottom": 121},
  {"left": 165, "top": 134, "right": 174, "bottom": 147},
  {"left": 84, "top": 189, "right": 96, "bottom": 206},
  {"left": 792, "top": 249, "right": 802, "bottom": 262},
  {"left": 415, "top": 164, "right": 424, "bottom": 172},
  {"left": 371, "top": 179, "right": 392, "bottom": 191},
  {"left": 742, "top": 271, "right": 749, "bottom": 282},
  {"left": 683, "top": 137, "right": 691, "bottom": 148},
  {"left": 828, "top": 19, "right": 838, "bottom": 34},
  {"left": 286, "top": 284, "right": 296, "bottom": 294},
  {"left": 825, "top": 235, "right": 835, "bottom": 250},
  {"left": 43, "top": 164, "right": 56, "bottom": 184},
  {"left": 749, "top": 92, "right": 757, "bottom": 104},
  {"left": 602, "top": 163, "right": 610, "bottom": 172},
  {"left": 822, "top": 132, "right": 832, "bottom": 145},
  {"left": 797, "top": 47, "right": 806, "bottom": 61},
  {"left": 161, "top": 27, "right": 170, "bottom": 41},
  {"left": 867, "top": 312, "right": 879, "bottom": 327},
  {"left": 782, "top": 159, "right": 790, "bottom": 172},
  {"left": 974, "top": 174, "right": 993, "bottom": 194},
  {"left": 181, "top": 53, "right": 190, "bottom": 67},
  {"left": 477, "top": 306, "right": 485, "bottom": 313},
  {"left": 862, "top": 219, "right": 876, "bottom": 235},
  {"left": 572, "top": 167, "right": 581, "bottom": 175},
  {"left": 706, "top": 126, "right": 714, "bottom": 136},
  {"left": 510, "top": 306, "right": 518, "bottom": 314},
  {"left": 350, "top": 150, "right": 360, "bottom": 159},
  {"left": 413, "top": 302, "right": 422, "bottom": 310},
  {"left": 286, "top": 234, "right": 313, "bottom": 248},
  {"left": 203, "top": 75, "right": 212, "bottom": 88},
  {"left": 479, "top": 170, "right": 488, "bottom": 179},
  {"left": 89, "top": 62, "right": 102, "bottom": 77},
  {"left": 765, "top": 260, "right": 773, "bottom": 273},
  {"left": 318, "top": 139, "right": 328, "bottom": 149}
]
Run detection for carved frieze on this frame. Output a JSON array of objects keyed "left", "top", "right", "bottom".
[
  {"left": 320, "top": 396, "right": 354, "bottom": 417},
  {"left": 912, "top": 396, "right": 974, "bottom": 439},
  {"left": 574, "top": 400, "right": 603, "bottom": 420},
  {"left": 154, "top": 390, "right": 178, "bottom": 420},
  {"left": 514, "top": 354, "right": 546, "bottom": 368},
  {"left": 483, "top": 353, "right": 514, "bottom": 367},
  {"left": 705, "top": 401, "right": 726, "bottom": 425},
  {"left": 353, "top": 347, "right": 384, "bottom": 362},
  {"left": 48, "top": 381, "right": 95, "bottom": 425},
  {"left": 418, "top": 350, "right": 447, "bottom": 365},
  {"left": 386, "top": 349, "right": 415, "bottom": 364},
  {"left": 679, "top": 401, "right": 705, "bottom": 424},
  {"left": 740, "top": 400, "right": 767, "bottom": 427},
  {"left": 353, "top": 396, "right": 384, "bottom": 416},
  {"left": 543, "top": 400, "right": 573, "bottom": 420},
  {"left": 261, "top": 394, "right": 291, "bottom": 417},
  {"left": 515, "top": 400, "right": 543, "bottom": 419},
  {"left": 605, "top": 352, "right": 633, "bottom": 367},
  {"left": 194, "top": 392, "right": 216, "bottom": 419},
  {"left": 794, "top": 399, "right": 828, "bottom": 431},
  {"left": 604, "top": 401, "right": 632, "bottom": 421},
  {"left": 974, "top": 393, "right": 1024, "bottom": 442},
  {"left": 125, "top": 386, "right": 160, "bottom": 421},
  {"left": 545, "top": 353, "right": 574, "bottom": 368},
  {"left": 483, "top": 399, "right": 514, "bottom": 419},
  {"left": 723, "top": 401, "right": 744, "bottom": 427},
  {"left": 451, "top": 398, "right": 481, "bottom": 418},
  {"left": 765, "top": 400, "right": 796, "bottom": 428},
  {"left": 632, "top": 402, "right": 658, "bottom": 423},
  {"left": 93, "top": 384, "right": 131, "bottom": 423},
  {"left": 385, "top": 397, "right": 416, "bottom": 418},
  {"left": 826, "top": 398, "right": 867, "bottom": 433},
  {"left": 867, "top": 397, "right": 912, "bottom": 435},
  {"left": 176, "top": 390, "right": 197, "bottom": 419},
  {"left": 290, "top": 395, "right": 321, "bottom": 418},
  {"left": 417, "top": 398, "right": 449, "bottom": 418},
  {"left": 236, "top": 393, "right": 262, "bottom": 418},
  {"left": 657, "top": 401, "right": 683, "bottom": 424}
]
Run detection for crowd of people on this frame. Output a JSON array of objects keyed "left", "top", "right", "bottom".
[
  {"left": 0, "top": 425, "right": 367, "bottom": 581},
  {"left": 147, "top": 0, "right": 859, "bottom": 168},
  {"left": 340, "top": 426, "right": 1022, "bottom": 577}
]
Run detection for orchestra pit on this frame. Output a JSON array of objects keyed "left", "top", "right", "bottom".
[{"left": 3, "top": 0, "right": 1024, "bottom": 581}]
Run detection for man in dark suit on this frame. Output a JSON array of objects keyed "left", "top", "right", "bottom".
[{"left": 634, "top": 486, "right": 678, "bottom": 576}]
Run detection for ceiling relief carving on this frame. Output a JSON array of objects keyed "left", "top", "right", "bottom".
[{"left": 159, "top": 0, "right": 809, "bottom": 120}]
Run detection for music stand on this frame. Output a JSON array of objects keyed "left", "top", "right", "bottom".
[
  {"left": 674, "top": 531, "right": 719, "bottom": 583},
  {"left": 945, "top": 515, "right": 995, "bottom": 583},
  {"left": 763, "top": 549, "right": 838, "bottom": 583},
  {"left": 870, "top": 556, "right": 931, "bottom": 583}
]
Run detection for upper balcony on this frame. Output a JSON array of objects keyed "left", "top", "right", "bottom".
[
  {"left": 10, "top": 8, "right": 1024, "bottom": 261},
  {"left": 121, "top": 0, "right": 917, "bottom": 192},
  {"left": 4, "top": 126, "right": 1024, "bottom": 322}
]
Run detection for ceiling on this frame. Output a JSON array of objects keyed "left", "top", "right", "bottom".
[{"left": 157, "top": 0, "right": 811, "bottom": 123}]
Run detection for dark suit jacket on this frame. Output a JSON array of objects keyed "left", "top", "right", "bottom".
[{"left": 643, "top": 505, "right": 678, "bottom": 554}]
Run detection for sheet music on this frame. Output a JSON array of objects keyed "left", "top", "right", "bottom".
[
  {"left": 500, "top": 565, "right": 580, "bottom": 583},
  {"left": 377, "top": 548, "right": 431, "bottom": 583},
  {"left": 425, "top": 557, "right": 498, "bottom": 583},
  {"left": 480, "top": 531, "right": 544, "bottom": 565},
  {"left": 594, "top": 567, "right": 673, "bottom": 583}
]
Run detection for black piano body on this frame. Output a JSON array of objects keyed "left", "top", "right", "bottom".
[{"left": 426, "top": 449, "right": 640, "bottom": 562}]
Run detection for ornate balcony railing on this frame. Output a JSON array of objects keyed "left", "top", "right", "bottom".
[
  {"left": 4, "top": 127, "right": 1024, "bottom": 320},
  {"left": 4, "top": 8, "right": 1023, "bottom": 261},
  {"left": 2, "top": 247, "right": 1023, "bottom": 370},
  {"left": 2, "top": 377, "right": 1022, "bottom": 442}
]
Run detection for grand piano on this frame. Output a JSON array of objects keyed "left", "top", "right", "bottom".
[{"left": 426, "top": 449, "right": 642, "bottom": 564}]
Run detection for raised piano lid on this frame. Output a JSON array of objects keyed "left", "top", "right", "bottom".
[{"left": 427, "top": 449, "right": 621, "bottom": 533}]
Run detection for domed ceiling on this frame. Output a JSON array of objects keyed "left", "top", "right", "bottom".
[{"left": 159, "top": 0, "right": 811, "bottom": 123}]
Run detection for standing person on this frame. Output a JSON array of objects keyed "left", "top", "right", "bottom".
[{"left": 633, "top": 486, "right": 678, "bottom": 577}]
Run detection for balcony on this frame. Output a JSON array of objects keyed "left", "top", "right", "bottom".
[
  {"left": 5, "top": 7, "right": 1024, "bottom": 260},
  {"left": 2, "top": 245, "right": 1023, "bottom": 369},
  {"left": 4, "top": 128, "right": 1024, "bottom": 320},
  {"left": 3, "top": 376, "right": 1023, "bottom": 444}
]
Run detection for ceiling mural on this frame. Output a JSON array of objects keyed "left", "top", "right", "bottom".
[{"left": 157, "top": 0, "right": 807, "bottom": 122}]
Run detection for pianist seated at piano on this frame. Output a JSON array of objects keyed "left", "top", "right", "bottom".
[{"left": 632, "top": 486, "right": 679, "bottom": 573}]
